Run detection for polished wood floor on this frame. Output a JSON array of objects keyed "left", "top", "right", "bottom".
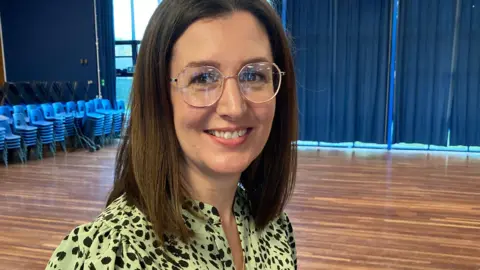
[{"left": 0, "top": 146, "right": 479, "bottom": 269}]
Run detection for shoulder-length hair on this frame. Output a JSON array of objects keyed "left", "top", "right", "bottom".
[{"left": 107, "top": 0, "right": 298, "bottom": 244}]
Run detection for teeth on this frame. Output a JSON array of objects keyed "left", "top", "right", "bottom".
[{"left": 208, "top": 129, "right": 248, "bottom": 139}]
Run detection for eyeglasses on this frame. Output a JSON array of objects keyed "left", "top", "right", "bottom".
[{"left": 170, "top": 62, "right": 285, "bottom": 108}]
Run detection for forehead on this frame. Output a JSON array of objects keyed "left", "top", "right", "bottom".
[{"left": 171, "top": 11, "right": 273, "bottom": 74}]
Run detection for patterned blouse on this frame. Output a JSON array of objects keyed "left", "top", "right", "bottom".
[{"left": 45, "top": 187, "right": 297, "bottom": 269}]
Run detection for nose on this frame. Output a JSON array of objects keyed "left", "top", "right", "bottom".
[{"left": 215, "top": 76, "right": 247, "bottom": 119}]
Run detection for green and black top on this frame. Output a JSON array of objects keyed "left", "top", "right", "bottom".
[{"left": 46, "top": 187, "right": 297, "bottom": 269}]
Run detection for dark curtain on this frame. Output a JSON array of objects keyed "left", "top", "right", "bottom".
[
  {"left": 286, "top": 0, "right": 390, "bottom": 143},
  {"left": 450, "top": 0, "right": 480, "bottom": 146},
  {"left": 393, "top": 0, "right": 456, "bottom": 146},
  {"left": 96, "top": 0, "right": 116, "bottom": 105}
]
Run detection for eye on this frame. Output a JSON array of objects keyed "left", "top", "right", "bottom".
[
  {"left": 190, "top": 72, "right": 219, "bottom": 85},
  {"left": 240, "top": 71, "right": 268, "bottom": 83}
]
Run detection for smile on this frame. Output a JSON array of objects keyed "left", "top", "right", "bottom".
[{"left": 206, "top": 129, "right": 248, "bottom": 139}]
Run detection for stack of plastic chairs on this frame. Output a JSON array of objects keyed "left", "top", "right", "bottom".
[
  {"left": 4, "top": 105, "right": 13, "bottom": 115},
  {"left": 116, "top": 99, "right": 126, "bottom": 116},
  {"left": 66, "top": 101, "right": 84, "bottom": 134},
  {"left": 73, "top": 101, "right": 86, "bottom": 129},
  {"left": 79, "top": 100, "right": 104, "bottom": 148},
  {"left": 0, "top": 126, "right": 5, "bottom": 166},
  {"left": 116, "top": 99, "right": 126, "bottom": 132},
  {"left": 52, "top": 102, "right": 75, "bottom": 137},
  {"left": 66, "top": 101, "right": 83, "bottom": 148},
  {"left": 66, "top": 101, "right": 97, "bottom": 151},
  {"left": 92, "top": 99, "right": 114, "bottom": 144},
  {"left": 26, "top": 104, "right": 37, "bottom": 114},
  {"left": 12, "top": 113, "right": 40, "bottom": 160},
  {"left": 13, "top": 104, "right": 30, "bottom": 123},
  {"left": 101, "top": 99, "right": 123, "bottom": 137},
  {"left": 28, "top": 108, "right": 55, "bottom": 155},
  {"left": 0, "top": 106, "right": 13, "bottom": 125},
  {"left": 0, "top": 115, "right": 25, "bottom": 166},
  {"left": 40, "top": 103, "right": 66, "bottom": 152}
]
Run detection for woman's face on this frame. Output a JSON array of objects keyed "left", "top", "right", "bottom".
[{"left": 170, "top": 11, "right": 276, "bottom": 179}]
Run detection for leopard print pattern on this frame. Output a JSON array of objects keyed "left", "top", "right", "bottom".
[{"left": 46, "top": 188, "right": 297, "bottom": 269}]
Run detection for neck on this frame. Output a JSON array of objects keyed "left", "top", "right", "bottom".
[{"left": 185, "top": 163, "right": 240, "bottom": 224}]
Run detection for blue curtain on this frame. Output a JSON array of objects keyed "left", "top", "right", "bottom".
[
  {"left": 450, "top": 0, "right": 480, "bottom": 147},
  {"left": 287, "top": 0, "right": 390, "bottom": 143},
  {"left": 96, "top": 0, "right": 116, "bottom": 104},
  {"left": 393, "top": 0, "right": 456, "bottom": 146}
]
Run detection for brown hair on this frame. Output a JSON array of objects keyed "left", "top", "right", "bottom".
[{"left": 107, "top": 0, "right": 298, "bottom": 244}]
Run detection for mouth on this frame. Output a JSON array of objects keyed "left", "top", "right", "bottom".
[{"left": 204, "top": 128, "right": 252, "bottom": 140}]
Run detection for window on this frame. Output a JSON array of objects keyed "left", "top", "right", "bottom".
[
  {"left": 113, "top": 0, "right": 160, "bottom": 76},
  {"left": 114, "top": 0, "right": 161, "bottom": 100},
  {"left": 115, "top": 44, "right": 134, "bottom": 73},
  {"left": 133, "top": 0, "right": 158, "bottom": 40},
  {"left": 113, "top": 0, "right": 132, "bottom": 41},
  {"left": 115, "top": 45, "right": 133, "bottom": 57},
  {"left": 114, "top": 41, "right": 139, "bottom": 76},
  {"left": 115, "top": 58, "right": 133, "bottom": 72}
]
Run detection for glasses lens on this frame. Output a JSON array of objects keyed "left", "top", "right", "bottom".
[
  {"left": 176, "top": 66, "right": 222, "bottom": 106},
  {"left": 238, "top": 62, "right": 281, "bottom": 103}
]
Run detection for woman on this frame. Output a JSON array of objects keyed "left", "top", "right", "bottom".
[{"left": 46, "top": 0, "right": 298, "bottom": 269}]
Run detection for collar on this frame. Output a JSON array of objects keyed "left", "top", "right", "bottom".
[{"left": 182, "top": 185, "right": 251, "bottom": 225}]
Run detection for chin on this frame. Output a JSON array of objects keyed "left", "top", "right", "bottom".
[{"left": 207, "top": 155, "right": 253, "bottom": 175}]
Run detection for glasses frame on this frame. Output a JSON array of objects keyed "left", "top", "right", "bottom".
[{"left": 170, "top": 62, "right": 285, "bottom": 108}]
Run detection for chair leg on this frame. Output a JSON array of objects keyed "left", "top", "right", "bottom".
[
  {"left": 17, "top": 149, "right": 25, "bottom": 164},
  {"left": 18, "top": 148, "right": 23, "bottom": 163},
  {"left": 2, "top": 150, "right": 7, "bottom": 167},
  {"left": 60, "top": 141, "right": 66, "bottom": 152},
  {"left": 73, "top": 136, "right": 78, "bottom": 149},
  {"left": 49, "top": 143, "right": 56, "bottom": 156},
  {"left": 37, "top": 139, "right": 43, "bottom": 160}
]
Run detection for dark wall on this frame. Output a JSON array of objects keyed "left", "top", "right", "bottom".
[{"left": 0, "top": 0, "right": 97, "bottom": 85}]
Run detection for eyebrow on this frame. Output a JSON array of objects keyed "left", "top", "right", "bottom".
[{"left": 185, "top": 57, "right": 272, "bottom": 69}]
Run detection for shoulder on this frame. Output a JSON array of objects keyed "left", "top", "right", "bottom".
[
  {"left": 260, "top": 211, "right": 298, "bottom": 268},
  {"left": 45, "top": 194, "right": 156, "bottom": 270}
]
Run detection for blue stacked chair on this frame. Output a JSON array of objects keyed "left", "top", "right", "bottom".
[
  {"left": 80, "top": 101, "right": 105, "bottom": 147},
  {"left": 67, "top": 101, "right": 85, "bottom": 132},
  {"left": 0, "top": 115, "right": 25, "bottom": 166},
  {"left": 66, "top": 101, "right": 97, "bottom": 151},
  {"left": 0, "top": 126, "right": 6, "bottom": 166},
  {"left": 26, "top": 104, "right": 38, "bottom": 114},
  {"left": 116, "top": 99, "right": 125, "bottom": 112},
  {"left": 77, "top": 101, "right": 87, "bottom": 117},
  {"left": 53, "top": 102, "right": 75, "bottom": 137},
  {"left": 12, "top": 113, "right": 41, "bottom": 160},
  {"left": 66, "top": 101, "right": 82, "bottom": 149},
  {"left": 0, "top": 106, "right": 13, "bottom": 125},
  {"left": 13, "top": 105, "right": 30, "bottom": 123},
  {"left": 116, "top": 100, "right": 126, "bottom": 118},
  {"left": 29, "top": 108, "right": 56, "bottom": 155},
  {"left": 101, "top": 99, "right": 124, "bottom": 137},
  {"left": 4, "top": 105, "right": 14, "bottom": 115},
  {"left": 92, "top": 99, "right": 114, "bottom": 144},
  {"left": 117, "top": 99, "right": 126, "bottom": 131},
  {"left": 40, "top": 103, "right": 66, "bottom": 152}
]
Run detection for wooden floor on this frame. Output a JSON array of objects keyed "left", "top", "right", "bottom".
[{"left": 0, "top": 146, "right": 480, "bottom": 269}]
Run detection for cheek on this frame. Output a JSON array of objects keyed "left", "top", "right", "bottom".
[
  {"left": 172, "top": 94, "right": 209, "bottom": 136},
  {"left": 254, "top": 101, "right": 276, "bottom": 127}
]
